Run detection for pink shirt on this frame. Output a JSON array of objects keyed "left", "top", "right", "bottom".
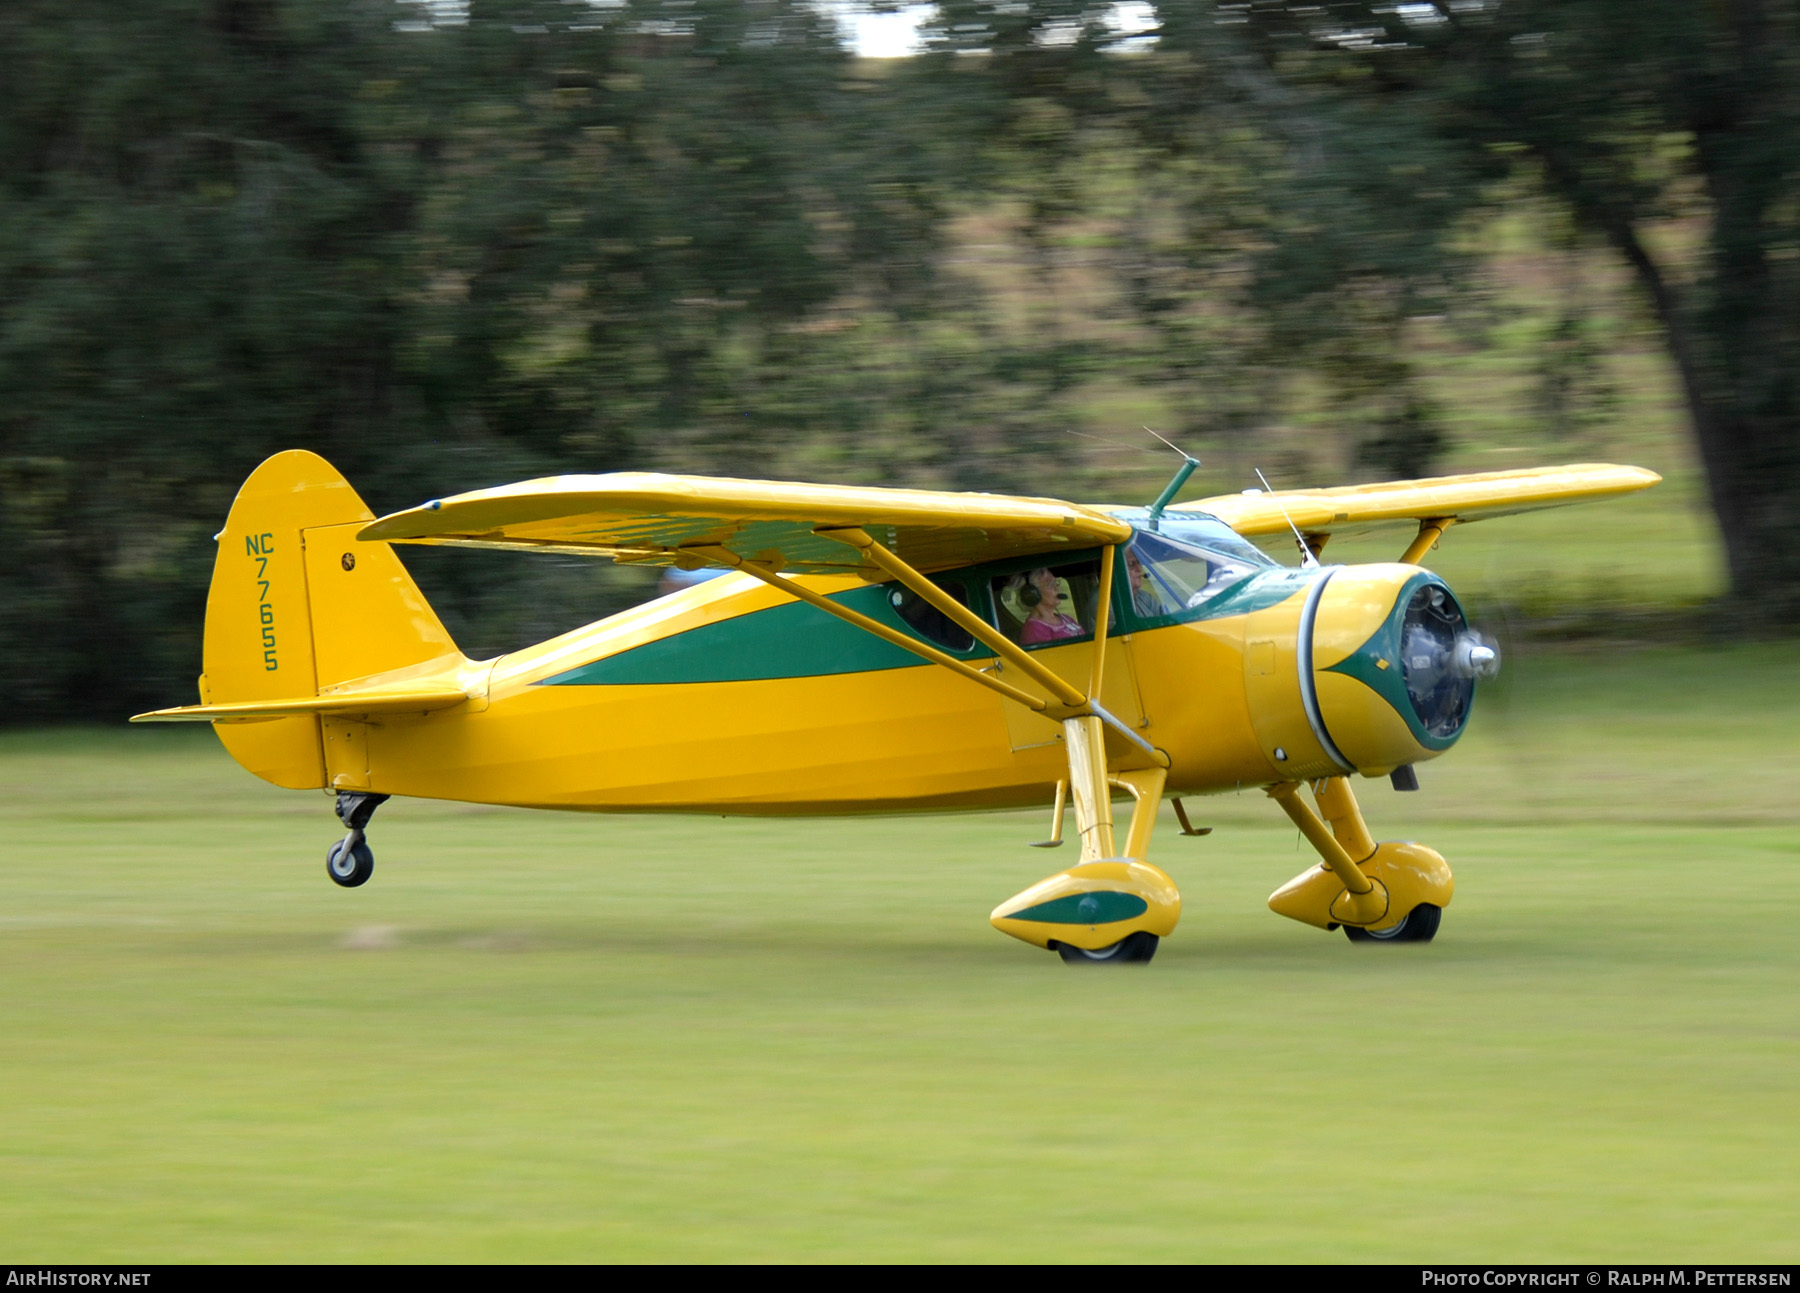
[{"left": 1022, "top": 613, "right": 1083, "bottom": 644}]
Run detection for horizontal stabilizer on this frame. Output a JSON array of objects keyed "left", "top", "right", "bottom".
[
  {"left": 131, "top": 687, "right": 469, "bottom": 724},
  {"left": 1176, "top": 463, "right": 1661, "bottom": 538}
]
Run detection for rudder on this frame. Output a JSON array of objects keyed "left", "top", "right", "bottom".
[{"left": 203, "top": 451, "right": 460, "bottom": 788}]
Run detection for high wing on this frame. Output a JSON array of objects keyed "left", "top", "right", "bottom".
[
  {"left": 1173, "top": 463, "right": 1661, "bottom": 539},
  {"left": 360, "top": 472, "right": 1132, "bottom": 576}
]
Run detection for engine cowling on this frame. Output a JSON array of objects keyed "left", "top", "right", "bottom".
[{"left": 1243, "top": 564, "right": 1496, "bottom": 780}]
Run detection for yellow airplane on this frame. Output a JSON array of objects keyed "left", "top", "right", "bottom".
[{"left": 133, "top": 450, "right": 1658, "bottom": 963}]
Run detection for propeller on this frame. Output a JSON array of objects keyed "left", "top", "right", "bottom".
[
  {"left": 1464, "top": 566, "right": 1524, "bottom": 734},
  {"left": 1452, "top": 629, "right": 1502, "bottom": 680}
]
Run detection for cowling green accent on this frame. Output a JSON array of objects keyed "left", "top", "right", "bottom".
[
  {"left": 1001, "top": 890, "right": 1149, "bottom": 925},
  {"left": 540, "top": 584, "right": 985, "bottom": 687},
  {"left": 1322, "top": 570, "right": 1465, "bottom": 752}
]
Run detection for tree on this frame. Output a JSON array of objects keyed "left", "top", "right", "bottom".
[
  {"left": 908, "top": 1, "right": 1484, "bottom": 478},
  {"left": 0, "top": 0, "right": 971, "bottom": 719},
  {"left": 909, "top": 1, "right": 1800, "bottom": 612},
  {"left": 1219, "top": 0, "right": 1800, "bottom": 613}
]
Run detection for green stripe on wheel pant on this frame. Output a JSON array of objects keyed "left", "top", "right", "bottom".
[{"left": 1001, "top": 891, "right": 1149, "bottom": 925}]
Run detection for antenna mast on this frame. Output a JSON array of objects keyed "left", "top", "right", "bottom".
[
  {"left": 1144, "top": 427, "right": 1200, "bottom": 531},
  {"left": 1254, "top": 467, "right": 1320, "bottom": 569}
]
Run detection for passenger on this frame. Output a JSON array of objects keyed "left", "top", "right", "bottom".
[
  {"left": 1012, "top": 568, "right": 1084, "bottom": 644},
  {"left": 1125, "top": 546, "right": 1173, "bottom": 617}
]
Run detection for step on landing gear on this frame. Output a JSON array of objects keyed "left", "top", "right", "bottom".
[{"left": 326, "top": 791, "right": 388, "bottom": 889}]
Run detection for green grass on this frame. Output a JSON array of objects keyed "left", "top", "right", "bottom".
[{"left": 3, "top": 643, "right": 1797, "bottom": 1261}]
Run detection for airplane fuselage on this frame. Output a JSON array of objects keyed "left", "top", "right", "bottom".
[{"left": 312, "top": 551, "right": 1454, "bottom": 815}]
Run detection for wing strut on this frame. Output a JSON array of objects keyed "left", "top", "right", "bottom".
[
  {"left": 815, "top": 526, "right": 1088, "bottom": 710},
  {"left": 1399, "top": 517, "right": 1455, "bottom": 565},
  {"left": 813, "top": 526, "right": 1169, "bottom": 861},
  {"left": 709, "top": 529, "right": 1168, "bottom": 863},
  {"left": 684, "top": 545, "right": 1050, "bottom": 713}
]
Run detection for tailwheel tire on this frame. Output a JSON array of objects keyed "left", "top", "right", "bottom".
[
  {"left": 1055, "top": 931, "right": 1159, "bottom": 965},
  {"left": 326, "top": 839, "right": 374, "bottom": 888},
  {"left": 1345, "top": 903, "right": 1440, "bottom": 944}
]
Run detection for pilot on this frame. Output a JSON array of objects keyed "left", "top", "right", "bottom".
[
  {"left": 1126, "top": 545, "right": 1174, "bottom": 617},
  {"left": 1013, "top": 568, "right": 1084, "bottom": 644}
]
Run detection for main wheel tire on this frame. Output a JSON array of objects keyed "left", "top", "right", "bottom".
[
  {"left": 1055, "top": 931, "right": 1159, "bottom": 964},
  {"left": 326, "top": 838, "right": 374, "bottom": 888},
  {"left": 1345, "top": 903, "right": 1440, "bottom": 944}
]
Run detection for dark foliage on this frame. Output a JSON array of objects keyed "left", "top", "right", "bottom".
[{"left": 3, "top": 1, "right": 1794, "bottom": 721}]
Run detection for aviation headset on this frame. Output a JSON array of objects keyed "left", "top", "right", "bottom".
[{"left": 1008, "top": 570, "right": 1071, "bottom": 615}]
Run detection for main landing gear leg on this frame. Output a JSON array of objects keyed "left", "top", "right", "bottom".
[
  {"left": 326, "top": 791, "right": 388, "bottom": 889},
  {"left": 990, "top": 715, "right": 1182, "bottom": 966},
  {"left": 1264, "top": 777, "right": 1453, "bottom": 941}
]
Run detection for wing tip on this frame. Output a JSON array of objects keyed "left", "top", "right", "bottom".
[{"left": 1168, "top": 460, "right": 1666, "bottom": 537}]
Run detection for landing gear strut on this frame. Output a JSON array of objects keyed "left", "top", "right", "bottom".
[
  {"left": 326, "top": 791, "right": 388, "bottom": 888},
  {"left": 1265, "top": 778, "right": 1453, "bottom": 939}
]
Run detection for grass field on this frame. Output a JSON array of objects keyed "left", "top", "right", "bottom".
[{"left": 1, "top": 643, "right": 1796, "bottom": 1262}]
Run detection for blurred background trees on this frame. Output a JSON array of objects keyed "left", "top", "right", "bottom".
[
  {"left": 1, "top": 0, "right": 1791, "bottom": 721},
  {"left": 1219, "top": 0, "right": 1800, "bottom": 616}
]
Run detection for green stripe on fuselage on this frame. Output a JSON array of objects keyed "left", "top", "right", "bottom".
[
  {"left": 540, "top": 585, "right": 957, "bottom": 686},
  {"left": 541, "top": 564, "right": 1314, "bottom": 688}
]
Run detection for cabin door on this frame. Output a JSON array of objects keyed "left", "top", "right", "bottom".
[{"left": 992, "top": 633, "right": 1150, "bottom": 753}]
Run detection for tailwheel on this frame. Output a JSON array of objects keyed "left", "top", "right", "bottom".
[
  {"left": 326, "top": 838, "right": 374, "bottom": 888},
  {"left": 1054, "top": 931, "right": 1159, "bottom": 964},
  {"left": 325, "top": 790, "right": 387, "bottom": 890},
  {"left": 1344, "top": 903, "right": 1441, "bottom": 944}
]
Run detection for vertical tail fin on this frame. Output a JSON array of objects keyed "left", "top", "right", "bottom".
[{"left": 202, "top": 451, "right": 461, "bottom": 788}]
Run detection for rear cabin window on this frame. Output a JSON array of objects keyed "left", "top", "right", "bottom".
[
  {"left": 889, "top": 582, "right": 975, "bottom": 652},
  {"left": 991, "top": 560, "right": 1102, "bottom": 647}
]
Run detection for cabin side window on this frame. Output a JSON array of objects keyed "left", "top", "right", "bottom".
[
  {"left": 888, "top": 581, "right": 976, "bottom": 652},
  {"left": 990, "top": 560, "right": 1102, "bottom": 647}
]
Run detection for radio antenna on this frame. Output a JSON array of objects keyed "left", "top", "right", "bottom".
[
  {"left": 1143, "top": 426, "right": 1195, "bottom": 458},
  {"left": 1144, "top": 427, "right": 1200, "bottom": 532},
  {"left": 1254, "top": 467, "right": 1319, "bottom": 569},
  {"left": 1063, "top": 428, "right": 1163, "bottom": 456}
]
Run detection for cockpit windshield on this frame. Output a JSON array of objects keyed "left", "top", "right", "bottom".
[{"left": 1124, "top": 515, "right": 1276, "bottom": 618}]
